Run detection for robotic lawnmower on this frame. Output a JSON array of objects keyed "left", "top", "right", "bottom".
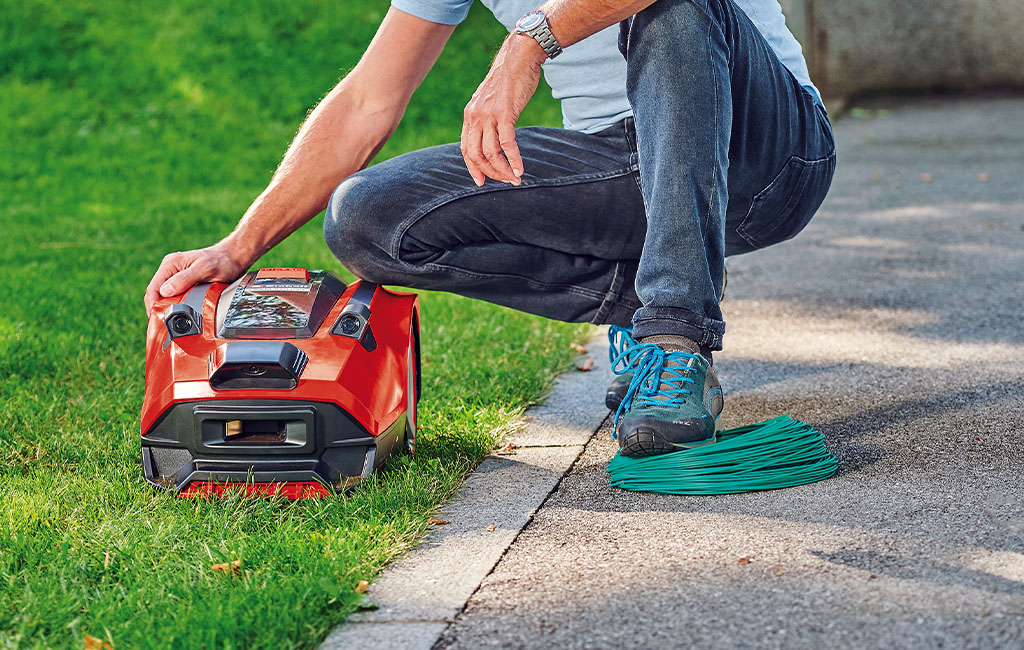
[{"left": 141, "top": 267, "right": 420, "bottom": 497}]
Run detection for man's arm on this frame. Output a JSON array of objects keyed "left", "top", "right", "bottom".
[
  {"left": 144, "top": 8, "right": 456, "bottom": 312},
  {"left": 460, "top": 0, "right": 655, "bottom": 186},
  {"left": 540, "top": 0, "right": 656, "bottom": 47}
]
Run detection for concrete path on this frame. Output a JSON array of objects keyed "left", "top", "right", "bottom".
[
  {"left": 326, "top": 95, "right": 1024, "bottom": 649},
  {"left": 438, "top": 96, "right": 1024, "bottom": 649}
]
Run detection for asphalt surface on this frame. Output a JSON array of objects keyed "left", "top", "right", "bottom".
[{"left": 436, "top": 96, "right": 1024, "bottom": 649}]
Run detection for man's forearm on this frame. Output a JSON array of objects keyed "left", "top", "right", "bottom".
[
  {"left": 221, "top": 81, "right": 399, "bottom": 263},
  {"left": 217, "top": 8, "right": 456, "bottom": 264},
  {"left": 143, "top": 8, "right": 454, "bottom": 311},
  {"left": 540, "top": 0, "right": 657, "bottom": 49}
]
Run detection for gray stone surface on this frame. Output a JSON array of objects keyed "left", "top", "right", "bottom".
[
  {"left": 510, "top": 335, "right": 614, "bottom": 448},
  {"left": 438, "top": 97, "right": 1024, "bottom": 649},
  {"left": 345, "top": 446, "right": 582, "bottom": 626},
  {"left": 781, "top": 0, "right": 1024, "bottom": 98},
  {"left": 322, "top": 623, "right": 448, "bottom": 650}
]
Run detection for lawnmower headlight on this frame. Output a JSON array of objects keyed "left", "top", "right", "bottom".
[
  {"left": 169, "top": 314, "right": 194, "bottom": 335},
  {"left": 164, "top": 304, "right": 201, "bottom": 339},
  {"left": 336, "top": 314, "right": 362, "bottom": 336}
]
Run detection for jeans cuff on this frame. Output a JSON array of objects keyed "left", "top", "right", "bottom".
[{"left": 631, "top": 306, "right": 725, "bottom": 351}]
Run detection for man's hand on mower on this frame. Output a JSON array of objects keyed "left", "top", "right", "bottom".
[
  {"left": 144, "top": 244, "right": 249, "bottom": 313},
  {"left": 461, "top": 34, "right": 546, "bottom": 186}
]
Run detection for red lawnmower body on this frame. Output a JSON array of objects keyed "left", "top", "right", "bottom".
[{"left": 141, "top": 268, "right": 419, "bottom": 497}]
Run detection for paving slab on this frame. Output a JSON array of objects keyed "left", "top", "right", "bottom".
[
  {"left": 344, "top": 446, "right": 583, "bottom": 626},
  {"left": 322, "top": 623, "right": 448, "bottom": 650},
  {"left": 508, "top": 341, "right": 613, "bottom": 448},
  {"left": 438, "top": 96, "right": 1024, "bottom": 649}
]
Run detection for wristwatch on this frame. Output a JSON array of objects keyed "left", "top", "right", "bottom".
[{"left": 514, "top": 9, "right": 562, "bottom": 59}]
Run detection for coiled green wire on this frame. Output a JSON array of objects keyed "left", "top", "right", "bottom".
[{"left": 607, "top": 415, "right": 837, "bottom": 495}]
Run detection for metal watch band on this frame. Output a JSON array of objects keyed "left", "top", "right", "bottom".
[{"left": 530, "top": 20, "right": 562, "bottom": 59}]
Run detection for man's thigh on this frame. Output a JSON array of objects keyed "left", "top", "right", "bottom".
[
  {"left": 324, "top": 122, "right": 648, "bottom": 324},
  {"left": 620, "top": 0, "right": 835, "bottom": 264},
  {"left": 327, "top": 122, "right": 647, "bottom": 274}
]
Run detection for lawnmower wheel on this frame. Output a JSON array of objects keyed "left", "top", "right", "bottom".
[{"left": 403, "top": 344, "right": 417, "bottom": 455}]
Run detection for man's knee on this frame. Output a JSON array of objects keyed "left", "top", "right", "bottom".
[
  {"left": 629, "top": 0, "right": 728, "bottom": 46},
  {"left": 323, "top": 172, "right": 401, "bottom": 283}
]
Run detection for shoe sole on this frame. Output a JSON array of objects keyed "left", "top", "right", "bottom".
[{"left": 618, "top": 426, "right": 718, "bottom": 458}]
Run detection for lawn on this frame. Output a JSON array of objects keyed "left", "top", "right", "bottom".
[{"left": 0, "top": 2, "right": 589, "bottom": 648}]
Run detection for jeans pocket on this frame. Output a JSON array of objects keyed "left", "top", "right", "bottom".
[{"left": 736, "top": 153, "right": 836, "bottom": 250}]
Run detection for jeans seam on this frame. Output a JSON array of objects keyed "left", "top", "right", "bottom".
[
  {"left": 623, "top": 119, "right": 644, "bottom": 193},
  {"left": 420, "top": 261, "right": 612, "bottom": 301},
  {"left": 703, "top": 6, "right": 719, "bottom": 249},
  {"left": 626, "top": 135, "right": 651, "bottom": 217},
  {"left": 390, "top": 167, "right": 636, "bottom": 259},
  {"left": 594, "top": 261, "right": 625, "bottom": 324},
  {"left": 688, "top": 0, "right": 730, "bottom": 60}
]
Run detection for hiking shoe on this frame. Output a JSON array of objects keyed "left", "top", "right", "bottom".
[
  {"left": 615, "top": 336, "right": 724, "bottom": 458},
  {"left": 605, "top": 325, "right": 715, "bottom": 411},
  {"left": 606, "top": 374, "right": 632, "bottom": 410},
  {"left": 604, "top": 267, "right": 726, "bottom": 411}
]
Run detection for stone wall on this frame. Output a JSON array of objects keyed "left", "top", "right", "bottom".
[{"left": 779, "top": 0, "right": 1024, "bottom": 98}]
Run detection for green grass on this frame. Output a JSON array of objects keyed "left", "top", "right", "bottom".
[{"left": 0, "top": 2, "right": 589, "bottom": 647}]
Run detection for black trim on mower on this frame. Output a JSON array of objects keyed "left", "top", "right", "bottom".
[
  {"left": 142, "top": 398, "right": 408, "bottom": 492},
  {"left": 209, "top": 341, "right": 309, "bottom": 390},
  {"left": 331, "top": 282, "right": 378, "bottom": 351},
  {"left": 163, "top": 283, "right": 211, "bottom": 349}
]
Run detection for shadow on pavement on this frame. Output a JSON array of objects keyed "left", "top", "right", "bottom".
[{"left": 810, "top": 549, "right": 1024, "bottom": 597}]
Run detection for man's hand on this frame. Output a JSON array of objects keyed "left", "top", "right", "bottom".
[
  {"left": 461, "top": 35, "right": 547, "bottom": 186},
  {"left": 144, "top": 243, "right": 250, "bottom": 313}
]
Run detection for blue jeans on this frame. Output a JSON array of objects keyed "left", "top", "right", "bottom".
[{"left": 325, "top": 0, "right": 835, "bottom": 351}]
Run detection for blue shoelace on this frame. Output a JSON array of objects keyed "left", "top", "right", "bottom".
[
  {"left": 610, "top": 341, "right": 700, "bottom": 437},
  {"left": 608, "top": 325, "right": 638, "bottom": 374}
]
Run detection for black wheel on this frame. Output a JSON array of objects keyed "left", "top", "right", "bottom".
[{"left": 403, "top": 343, "right": 417, "bottom": 455}]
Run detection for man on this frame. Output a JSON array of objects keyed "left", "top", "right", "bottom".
[{"left": 144, "top": 0, "right": 835, "bottom": 458}]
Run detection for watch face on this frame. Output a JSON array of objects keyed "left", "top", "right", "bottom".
[{"left": 516, "top": 10, "right": 545, "bottom": 32}]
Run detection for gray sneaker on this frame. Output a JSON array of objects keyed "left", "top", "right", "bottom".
[
  {"left": 605, "top": 268, "right": 726, "bottom": 411},
  {"left": 615, "top": 336, "right": 724, "bottom": 457}
]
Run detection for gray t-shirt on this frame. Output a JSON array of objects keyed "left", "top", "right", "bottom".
[{"left": 392, "top": 0, "right": 821, "bottom": 134}]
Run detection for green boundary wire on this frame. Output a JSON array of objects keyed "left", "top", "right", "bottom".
[{"left": 607, "top": 415, "right": 838, "bottom": 495}]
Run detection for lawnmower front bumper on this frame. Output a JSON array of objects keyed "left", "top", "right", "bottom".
[{"left": 141, "top": 398, "right": 407, "bottom": 494}]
